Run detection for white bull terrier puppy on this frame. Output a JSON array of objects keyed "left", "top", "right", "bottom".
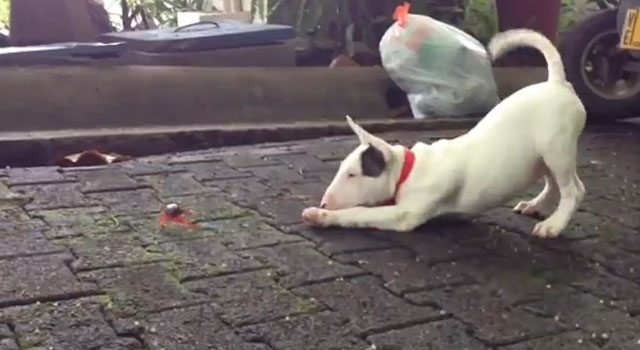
[{"left": 302, "top": 29, "right": 587, "bottom": 238}]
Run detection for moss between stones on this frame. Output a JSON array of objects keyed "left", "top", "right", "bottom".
[
  {"left": 96, "top": 295, "right": 114, "bottom": 310},
  {"left": 292, "top": 298, "right": 319, "bottom": 315},
  {"left": 163, "top": 263, "right": 192, "bottom": 295}
]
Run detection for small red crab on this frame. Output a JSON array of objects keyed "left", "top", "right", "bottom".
[{"left": 159, "top": 203, "right": 200, "bottom": 229}]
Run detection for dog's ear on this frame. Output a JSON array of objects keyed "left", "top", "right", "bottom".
[
  {"left": 346, "top": 115, "right": 375, "bottom": 145},
  {"left": 346, "top": 115, "right": 394, "bottom": 163},
  {"left": 361, "top": 144, "right": 386, "bottom": 177}
]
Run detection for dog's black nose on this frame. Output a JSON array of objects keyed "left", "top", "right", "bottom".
[{"left": 320, "top": 203, "right": 327, "bottom": 209}]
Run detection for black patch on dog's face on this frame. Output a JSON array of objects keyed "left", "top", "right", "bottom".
[{"left": 360, "top": 144, "right": 386, "bottom": 177}]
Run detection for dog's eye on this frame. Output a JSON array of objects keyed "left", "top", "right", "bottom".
[{"left": 347, "top": 173, "right": 356, "bottom": 178}]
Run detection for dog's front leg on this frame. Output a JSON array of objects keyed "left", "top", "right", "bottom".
[{"left": 302, "top": 205, "right": 430, "bottom": 232}]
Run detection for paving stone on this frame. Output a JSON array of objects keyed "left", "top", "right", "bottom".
[
  {"left": 207, "top": 178, "right": 287, "bottom": 204},
  {"left": 244, "top": 194, "right": 301, "bottom": 220},
  {"left": 281, "top": 224, "right": 396, "bottom": 255},
  {"left": 0, "top": 207, "right": 30, "bottom": 223},
  {"left": 0, "top": 207, "right": 47, "bottom": 232},
  {"left": 206, "top": 217, "right": 303, "bottom": 250},
  {"left": 117, "top": 160, "right": 182, "bottom": 176},
  {"left": 222, "top": 152, "right": 281, "bottom": 168},
  {"left": 286, "top": 181, "right": 327, "bottom": 201},
  {"left": 4, "top": 167, "right": 68, "bottom": 185},
  {"left": 307, "top": 140, "right": 358, "bottom": 161},
  {"left": 581, "top": 168, "right": 639, "bottom": 204},
  {"left": 293, "top": 276, "right": 442, "bottom": 335},
  {"left": 604, "top": 227, "right": 640, "bottom": 254},
  {"left": 459, "top": 226, "right": 586, "bottom": 273},
  {"left": 86, "top": 189, "right": 162, "bottom": 215},
  {"left": 563, "top": 210, "right": 635, "bottom": 242},
  {"left": 569, "top": 269, "right": 640, "bottom": 314},
  {"left": 0, "top": 324, "right": 12, "bottom": 338},
  {"left": 30, "top": 206, "right": 121, "bottom": 239},
  {"left": 139, "top": 304, "right": 268, "bottom": 350},
  {"left": 562, "top": 241, "right": 640, "bottom": 281},
  {"left": 518, "top": 291, "right": 640, "bottom": 336},
  {"left": 239, "top": 242, "right": 362, "bottom": 287},
  {"left": 0, "top": 338, "right": 19, "bottom": 350},
  {"left": 138, "top": 173, "right": 207, "bottom": 197},
  {"left": 58, "top": 231, "right": 167, "bottom": 272},
  {"left": 389, "top": 232, "right": 486, "bottom": 265},
  {"left": 476, "top": 207, "right": 541, "bottom": 237},
  {"left": 75, "top": 169, "right": 141, "bottom": 193},
  {"left": 334, "top": 248, "right": 477, "bottom": 295},
  {"left": 161, "top": 194, "right": 251, "bottom": 221},
  {"left": 580, "top": 197, "right": 640, "bottom": 229},
  {"left": 0, "top": 254, "right": 97, "bottom": 307},
  {"left": 253, "top": 142, "right": 307, "bottom": 154},
  {"left": 601, "top": 330, "right": 640, "bottom": 350},
  {"left": 79, "top": 264, "right": 204, "bottom": 318},
  {"left": 182, "top": 161, "right": 252, "bottom": 181},
  {"left": 0, "top": 219, "right": 49, "bottom": 237},
  {"left": 498, "top": 331, "right": 599, "bottom": 350},
  {"left": 406, "top": 284, "right": 567, "bottom": 345},
  {"left": 425, "top": 216, "right": 500, "bottom": 244},
  {"left": 0, "top": 297, "right": 142, "bottom": 350},
  {"left": 185, "top": 270, "right": 321, "bottom": 326},
  {"left": 367, "top": 319, "right": 487, "bottom": 350},
  {"left": 0, "top": 182, "right": 36, "bottom": 206},
  {"left": 299, "top": 160, "right": 341, "bottom": 181},
  {"left": 12, "top": 183, "right": 91, "bottom": 210},
  {"left": 125, "top": 215, "right": 218, "bottom": 246},
  {"left": 154, "top": 238, "right": 263, "bottom": 280},
  {"left": 250, "top": 165, "right": 306, "bottom": 184},
  {"left": 167, "top": 152, "right": 222, "bottom": 164},
  {"left": 437, "top": 218, "right": 593, "bottom": 276},
  {"left": 0, "top": 229, "right": 65, "bottom": 260},
  {"left": 271, "top": 153, "right": 329, "bottom": 173},
  {"left": 239, "top": 311, "right": 367, "bottom": 350}
]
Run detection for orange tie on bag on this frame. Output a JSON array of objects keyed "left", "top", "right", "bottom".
[{"left": 393, "top": 2, "right": 411, "bottom": 28}]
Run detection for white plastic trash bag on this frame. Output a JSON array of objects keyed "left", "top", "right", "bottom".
[{"left": 380, "top": 3, "right": 499, "bottom": 119}]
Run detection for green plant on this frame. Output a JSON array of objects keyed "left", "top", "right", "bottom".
[
  {"left": 0, "top": 0, "right": 9, "bottom": 30},
  {"left": 591, "top": 0, "right": 620, "bottom": 8},
  {"left": 252, "top": 0, "right": 405, "bottom": 56},
  {"left": 249, "top": 0, "right": 501, "bottom": 56},
  {"left": 113, "top": 0, "right": 621, "bottom": 54},
  {"left": 558, "top": 0, "right": 620, "bottom": 36},
  {"left": 120, "top": 0, "right": 210, "bottom": 30},
  {"left": 460, "top": 0, "right": 497, "bottom": 43}
]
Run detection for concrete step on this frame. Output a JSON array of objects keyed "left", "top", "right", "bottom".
[{"left": 0, "top": 65, "right": 547, "bottom": 132}]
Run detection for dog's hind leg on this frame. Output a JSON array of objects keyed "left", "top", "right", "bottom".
[
  {"left": 513, "top": 170, "right": 559, "bottom": 218},
  {"left": 531, "top": 144, "right": 585, "bottom": 238}
]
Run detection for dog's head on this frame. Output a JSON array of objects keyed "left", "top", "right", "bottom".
[{"left": 320, "top": 116, "right": 396, "bottom": 210}]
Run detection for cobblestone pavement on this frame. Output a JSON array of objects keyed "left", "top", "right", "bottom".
[{"left": 0, "top": 125, "right": 639, "bottom": 350}]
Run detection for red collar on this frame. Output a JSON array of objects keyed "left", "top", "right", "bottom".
[{"left": 382, "top": 147, "right": 415, "bottom": 205}]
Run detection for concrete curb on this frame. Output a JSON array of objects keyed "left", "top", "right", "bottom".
[
  {"left": 0, "top": 118, "right": 479, "bottom": 167},
  {"left": 0, "top": 66, "right": 398, "bottom": 132},
  {"left": 0, "top": 65, "right": 548, "bottom": 132}
]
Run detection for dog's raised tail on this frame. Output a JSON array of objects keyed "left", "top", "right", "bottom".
[{"left": 488, "top": 29, "right": 565, "bottom": 83}]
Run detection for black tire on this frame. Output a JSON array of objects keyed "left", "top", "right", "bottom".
[{"left": 560, "top": 9, "right": 640, "bottom": 121}]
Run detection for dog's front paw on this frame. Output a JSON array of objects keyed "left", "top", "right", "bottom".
[
  {"left": 302, "top": 207, "right": 330, "bottom": 227},
  {"left": 531, "top": 218, "right": 564, "bottom": 238}
]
